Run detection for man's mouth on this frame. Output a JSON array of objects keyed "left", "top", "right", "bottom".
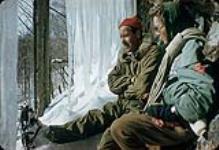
[{"left": 123, "top": 42, "right": 133, "bottom": 52}]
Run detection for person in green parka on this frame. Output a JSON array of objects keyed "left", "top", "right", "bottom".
[
  {"left": 108, "top": 1, "right": 217, "bottom": 150},
  {"left": 40, "top": 16, "right": 165, "bottom": 145}
]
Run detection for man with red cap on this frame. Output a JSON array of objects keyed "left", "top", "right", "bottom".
[{"left": 40, "top": 16, "right": 164, "bottom": 146}]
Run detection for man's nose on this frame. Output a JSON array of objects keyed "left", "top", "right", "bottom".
[{"left": 120, "top": 36, "right": 125, "bottom": 41}]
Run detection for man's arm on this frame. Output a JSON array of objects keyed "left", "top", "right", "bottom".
[
  {"left": 124, "top": 45, "right": 163, "bottom": 101},
  {"left": 108, "top": 58, "right": 132, "bottom": 96}
]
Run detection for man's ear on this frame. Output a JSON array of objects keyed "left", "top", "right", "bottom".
[{"left": 136, "top": 30, "right": 142, "bottom": 39}]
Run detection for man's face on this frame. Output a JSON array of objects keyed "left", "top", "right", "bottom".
[
  {"left": 152, "top": 13, "right": 168, "bottom": 45},
  {"left": 119, "top": 26, "right": 140, "bottom": 53}
]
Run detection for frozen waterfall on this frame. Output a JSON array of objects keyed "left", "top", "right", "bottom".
[{"left": 39, "top": 0, "right": 137, "bottom": 125}]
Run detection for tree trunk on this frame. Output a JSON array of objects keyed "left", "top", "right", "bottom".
[
  {"left": 33, "top": 0, "right": 37, "bottom": 113},
  {"left": 33, "top": 0, "right": 50, "bottom": 116}
]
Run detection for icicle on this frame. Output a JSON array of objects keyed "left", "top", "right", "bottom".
[{"left": 0, "top": 0, "right": 18, "bottom": 149}]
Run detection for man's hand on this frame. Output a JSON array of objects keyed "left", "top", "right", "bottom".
[
  {"left": 152, "top": 117, "right": 165, "bottom": 128},
  {"left": 151, "top": 117, "right": 179, "bottom": 128},
  {"left": 193, "top": 63, "right": 207, "bottom": 74}
]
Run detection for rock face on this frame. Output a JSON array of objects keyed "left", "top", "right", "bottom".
[
  {"left": 196, "top": 114, "right": 219, "bottom": 150},
  {"left": 208, "top": 114, "right": 219, "bottom": 149},
  {"left": 195, "top": 20, "right": 219, "bottom": 150}
]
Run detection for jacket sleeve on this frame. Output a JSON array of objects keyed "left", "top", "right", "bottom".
[
  {"left": 124, "top": 46, "right": 163, "bottom": 100},
  {"left": 108, "top": 59, "right": 132, "bottom": 96}
]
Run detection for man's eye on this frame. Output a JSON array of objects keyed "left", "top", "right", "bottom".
[{"left": 153, "top": 27, "right": 158, "bottom": 31}]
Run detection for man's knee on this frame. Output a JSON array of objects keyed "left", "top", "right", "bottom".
[
  {"left": 111, "top": 114, "right": 135, "bottom": 140},
  {"left": 110, "top": 118, "right": 123, "bottom": 139}
]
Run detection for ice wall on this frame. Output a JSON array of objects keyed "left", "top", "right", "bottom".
[
  {"left": 0, "top": 0, "right": 18, "bottom": 150},
  {"left": 40, "top": 0, "right": 136, "bottom": 125}
]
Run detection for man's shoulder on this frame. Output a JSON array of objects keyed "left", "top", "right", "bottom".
[
  {"left": 140, "top": 33, "right": 153, "bottom": 48},
  {"left": 139, "top": 40, "right": 161, "bottom": 58}
]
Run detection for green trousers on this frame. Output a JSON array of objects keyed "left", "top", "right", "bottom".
[
  {"left": 98, "top": 113, "right": 196, "bottom": 150},
  {"left": 45, "top": 99, "right": 143, "bottom": 143}
]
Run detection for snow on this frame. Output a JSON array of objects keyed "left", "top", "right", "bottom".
[{"left": 16, "top": 140, "right": 24, "bottom": 150}]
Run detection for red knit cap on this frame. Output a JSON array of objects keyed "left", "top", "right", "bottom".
[{"left": 119, "top": 16, "right": 142, "bottom": 30}]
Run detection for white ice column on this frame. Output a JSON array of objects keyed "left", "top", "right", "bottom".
[{"left": 0, "top": 0, "right": 18, "bottom": 150}]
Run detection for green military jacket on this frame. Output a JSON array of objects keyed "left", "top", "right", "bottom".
[{"left": 108, "top": 36, "right": 164, "bottom": 101}]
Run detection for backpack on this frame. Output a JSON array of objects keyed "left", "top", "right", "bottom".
[{"left": 144, "top": 27, "right": 206, "bottom": 110}]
